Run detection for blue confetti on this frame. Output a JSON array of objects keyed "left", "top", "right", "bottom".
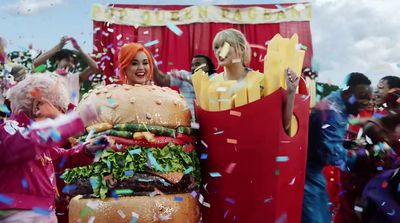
[
  {"left": 377, "top": 166, "right": 383, "bottom": 171},
  {"left": 147, "top": 151, "right": 164, "bottom": 171},
  {"left": 124, "top": 170, "right": 134, "bottom": 177},
  {"left": 373, "top": 113, "right": 384, "bottom": 118},
  {"left": 209, "top": 172, "right": 222, "bottom": 177},
  {"left": 144, "top": 40, "right": 159, "bottom": 47},
  {"left": 191, "top": 191, "right": 197, "bottom": 198},
  {"left": 316, "top": 84, "right": 324, "bottom": 93},
  {"left": 200, "top": 153, "right": 208, "bottom": 160},
  {"left": 174, "top": 196, "right": 184, "bottom": 202},
  {"left": 50, "top": 128, "right": 61, "bottom": 141},
  {"left": 89, "top": 177, "right": 99, "bottom": 190},
  {"left": 166, "top": 22, "right": 183, "bottom": 36},
  {"left": 0, "top": 104, "right": 10, "bottom": 115},
  {"left": 32, "top": 207, "right": 51, "bottom": 216},
  {"left": 183, "top": 166, "right": 193, "bottom": 174},
  {"left": 276, "top": 156, "right": 289, "bottom": 162},
  {"left": 62, "top": 184, "right": 77, "bottom": 193},
  {"left": 107, "top": 98, "right": 117, "bottom": 107},
  {"left": 129, "top": 148, "right": 142, "bottom": 155},
  {"left": 58, "top": 156, "right": 67, "bottom": 169},
  {"left": 111, "top": 190, "right": 119, "bottom": 200},
  {"left": 21, "top": 178, "right": 28, "bottom": 189},
  {"left": 348, "top": 95, "right": 356, "bottom": 105},
  {"left": 130, "top": 212, "right": 139, "bottom": 223},
  {"left": 0, "top": 194, "right": 14, "bottom": 205}
]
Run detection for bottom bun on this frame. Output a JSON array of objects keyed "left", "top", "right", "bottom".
[{"left": 69, "top": 193, "right": 200, "bottom": 223}]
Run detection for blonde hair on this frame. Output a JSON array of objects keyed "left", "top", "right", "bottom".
[
  {"left": 212, "top": 28, "right": 251, "bottom": 66},
  {"left": 7, "top": 72, "right": 69, "bottom": 117}
]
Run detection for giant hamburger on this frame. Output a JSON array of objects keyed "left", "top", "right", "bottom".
[{"left": 62, "top": 84, "right": 200, "bottom": 222}]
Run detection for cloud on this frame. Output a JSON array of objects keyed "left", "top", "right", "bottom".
[
  {"left": 0, "top": 0, "right": 64, "bottom": 15},
  {"left": 312, "top": 0, "right": 400, "bottom": 86}
]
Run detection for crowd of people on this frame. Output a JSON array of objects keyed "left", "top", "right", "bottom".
[{"left": 0, "top": 28, "right": 399, "bottom": 223}]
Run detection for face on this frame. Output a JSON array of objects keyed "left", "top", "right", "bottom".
[
  {"left": 376, "top": 79, "right": 390, "bottom": 106},
  {"left": 191, "top": 57, "right": 209, "bottom": 74},
  {"left": 125, "top": 51, "right": 150, "bottom": 85},
  {"left": 56, "top": 56, "right": 75, "bottom": 71},
  {"left": 33, "top": 100, "right": 64, "bottom": 120},
  {"left": 213, "top": 41, "right": 242, "bottom": 67},
  {"left": 346, "top": 85, "right": 372, "bottom": 115}
]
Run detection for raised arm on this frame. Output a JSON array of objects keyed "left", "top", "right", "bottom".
[
  {"left": 33, "top": 36, "right": 68, "bottom": 70},
  {"left": 152, "top": 60, "right": 171, "bottom": 87},
  {"left": 70, "top": 38, "right": 98, "bottom": 83},
  {"left": 283, "top": 68, "right": 300, "bottom": 133}
]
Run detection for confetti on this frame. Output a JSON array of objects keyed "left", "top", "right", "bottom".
[
  {"left": 348, "top": 95, "right": 356, "bottom": 104},
  {"left": 166, "top": 22, "right": 183, "bottom": 36},
  {"left": 144, "top": 40, "right": 159, "bottom": 47},
  {"left": 116, "top": 34, "right": 122, "bottom": 40},
  {"left": 32, "top": 207, "right": 51, "bottom": 216},
  {"left": 275, "top": 4, "right": 285, "bottom": 10},
  {"left": 0, "top": 194, "right": 14, "bottom": 205},
  {"left": 377, "top": 166, "right": 384, "bottom": 171},
  {"left": 147, "top": 151, "right": 164, "bottom": 171},
  {"left": 225, "top": 163, "right": 237, "bottom": 174},
  {"left": 62, "top": 184, "right": 77, "bottom": 193},
  {"left": 34, "top": 64, "right": 46, "bottom": 72},
  {"left": 354, "top": 206, "right": 363, "bottom": 212},
  {"left": 264, "top": 197, "right": 273, "bottom": 203},
  {"left": 387, "top": 210, "right": 396, "bottom": 216},
  {"left": 118, "top": 209, "right": 126, "bottom": 218},
  {"left": 50, "top": 128, "right": 61, "bottom": 141},
  {"left": 276, "top": 156, "right": 289, "bottom": 162},
  {"left": 130, "top": 212, "right": 139, "bottom": 223},
  {"left": 227, "top": 138, "right": 237, "bottom": 144},
  {"left": 88, "top": 216, "right": 95, "bottom": 223},
  {"left": 372, "top": 113, "right": 384, "bottom": 118},
  {"left": 224, "top": 209, "right": 230, "bottom": 218},
  {"left": 115, "top": 189, "right": 134, "bottom": 195},
  {"left": 200, "top": 153, "right": 208, "bottom": 159},
  {"left": 225, "top": 197, "right": 236, "bottom": 204},
  {"left": 289, "top": 177, "right": 296, "bottom": 185},
  {"left": 156, "top": 61, "right": 163, "bottom": 66},
  {"left": 209, "top": 172, "right": 222, "bottom": 177},
  {"left": 21, "top": 178, "right": 28, "bottom": 189},
  {"left": 124, "top": 170, "right": 134, "bottom": 177},
  {"left": 322, "top": 124, "right": 331, "bottom": 129},
  {"left": 219, "top": 42, "right": 231, "bottom": 58},
  {"left": 80, "top": 206, "right": 89, "bottom": 217},
  {"left": 275, "top": 169, "right": 280, "bottom": 176},
  {"left": 174, "top": 196, "right": 184, "bottom": 202},
  {"left": 0, "top": 104, "right": 10, "bottom": 115},
  {"left": 191, "top": 191, "right": 198, "bottom": 198},
  {"left": 229, "top": 110, "right": 242, "bottom": 117},
  {"left": 143, "top": 30, "right": 149, "bottom": 35},
  {"left": 201, "top": 140, "right": 208, "bottom": 148},
  {"left": 214, "top": 130, "right": 224, "bottom": 135},
  {"left": 191, "top": 122, "right": 200, "bottom": 129},
  {"left": 129, "top": 148, "right": 142, "bottom": 155},
  {"left": 184, "top": 166, "right": 193, "bottom": 174}
]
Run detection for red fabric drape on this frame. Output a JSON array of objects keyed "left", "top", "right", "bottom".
[{"left": 93, "top": 4, "right": 313, "bottom": 82}]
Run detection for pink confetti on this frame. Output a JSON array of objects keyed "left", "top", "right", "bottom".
[
  {"left": 229, "top": 110, "right": 241, "bottom": 117},
  {"left": 227, "top": 138, "right": 237, "bottom": 144},
  {"left": 225, "top": 163, "right": 237, "bottom": 174}
]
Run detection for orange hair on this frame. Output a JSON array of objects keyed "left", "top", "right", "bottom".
[{"left": 118, "top": 43, "right": 153, "bottom": 84}]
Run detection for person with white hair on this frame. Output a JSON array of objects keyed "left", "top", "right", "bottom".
[{"left": 0, "top": 73, "right": 108, "bottom": 223}]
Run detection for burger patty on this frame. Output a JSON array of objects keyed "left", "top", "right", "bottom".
[{"left": 66, "top": 173, "right": 197, "bottom": 198}]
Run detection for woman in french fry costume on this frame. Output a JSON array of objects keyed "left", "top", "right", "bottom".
[{"left": 193, "top": 29, "right": 310, "bottom": 222}]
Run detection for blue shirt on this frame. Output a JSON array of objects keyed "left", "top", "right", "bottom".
[{"left": 307, "top": 90, "right": 351, "bottom": 171}]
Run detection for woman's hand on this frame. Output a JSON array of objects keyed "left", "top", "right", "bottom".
[{"left": 286, "top": 68, "right": 300, "bottom": 94}]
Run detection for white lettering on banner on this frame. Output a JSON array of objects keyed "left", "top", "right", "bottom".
[{"left": 91, "top": 4, "right": 312, "bottom": 27}]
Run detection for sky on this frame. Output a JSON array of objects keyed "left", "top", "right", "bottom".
[{"left": 0, "top": 0, "right": 399, "bottom": 86}]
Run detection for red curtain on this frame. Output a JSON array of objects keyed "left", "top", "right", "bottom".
[{"left": 93, "top": 4, "right": 313, "bottom": 82}]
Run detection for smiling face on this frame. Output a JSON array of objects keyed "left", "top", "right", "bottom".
[{"left": 125, "top": 51, "right": 150, "bottom": 85}]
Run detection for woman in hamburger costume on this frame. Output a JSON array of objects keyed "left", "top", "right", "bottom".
[
  {"left": 62, "top": 43, "right": 201, "bottom": 222},
  {"left": 192, "top": 29, "right": 310, "bottom": 222}
]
